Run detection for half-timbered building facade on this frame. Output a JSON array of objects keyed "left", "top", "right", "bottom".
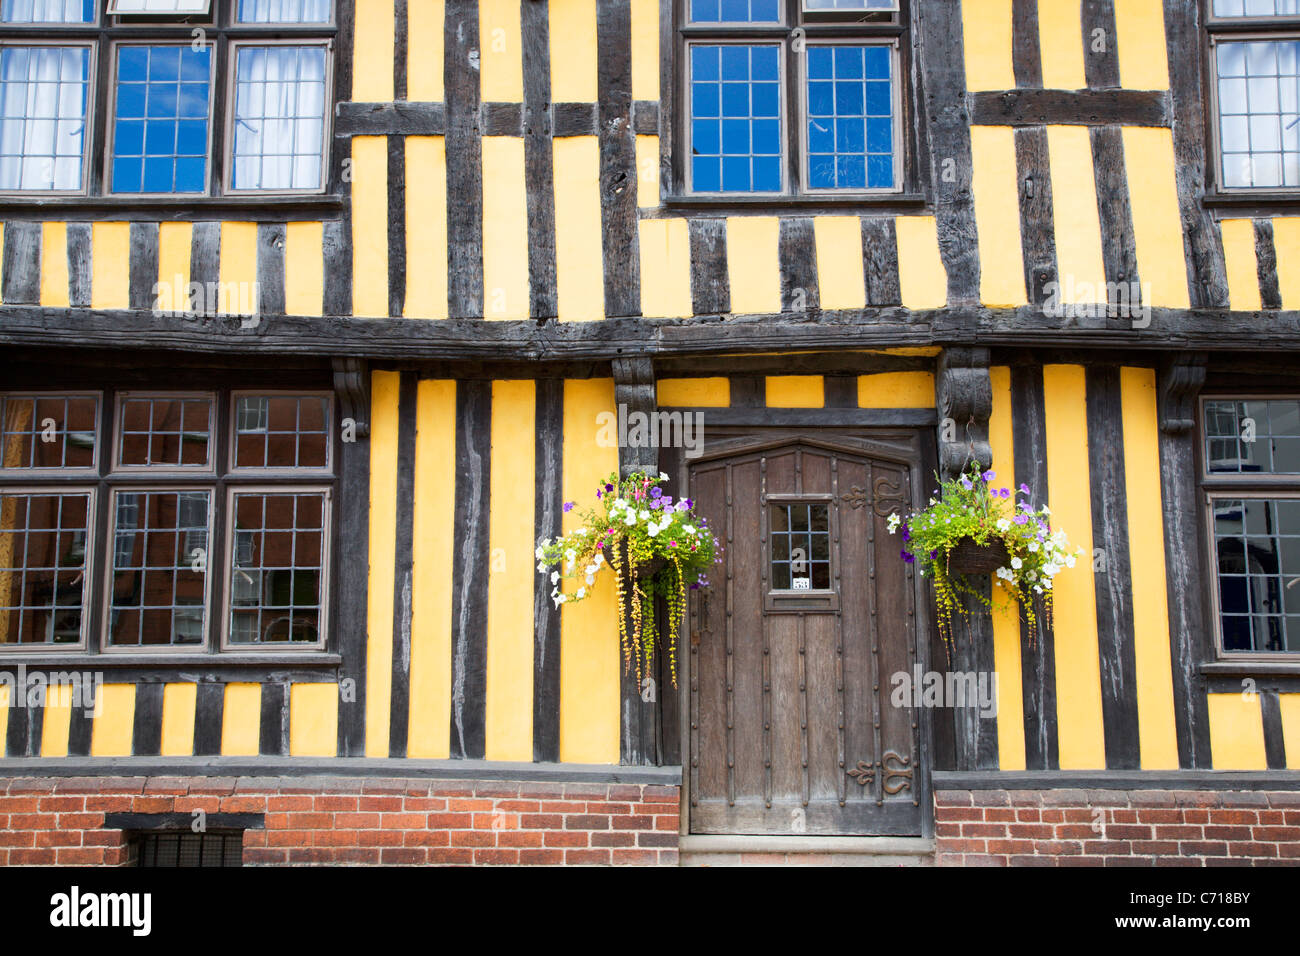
[{"left": 1, "top": 0, "right": 1299, "bottom": 866}]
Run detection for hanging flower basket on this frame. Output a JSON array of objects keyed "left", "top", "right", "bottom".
[
  {"left": 946, "top": 537, "right": 1010, "bottom": 575},
  {"left": 889, "top": 463, "right": 1084, "bottom": 656},
  {"left": 535, "top": 471, "right": 719, "bottom": 687}
]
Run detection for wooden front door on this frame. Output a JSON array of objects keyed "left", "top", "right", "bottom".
[{"left": 685, "top": 433, "right": 927, "bottom": 836}]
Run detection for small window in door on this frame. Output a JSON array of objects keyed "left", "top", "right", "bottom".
[{"left": 766, "top": 498, "right": 838, "bottom": 611}]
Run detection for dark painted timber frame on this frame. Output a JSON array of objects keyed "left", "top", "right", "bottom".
[
  {"left": 0, "top": 0, "right": 341, "bottom": 216},
  {"left": 663, "top": 0, "right": 928, "bottom": 210}
]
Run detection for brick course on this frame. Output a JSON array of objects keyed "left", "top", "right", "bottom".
[
  {"left": 934, "top": 789, "right": 1300, "bottom": 866},
  {"left": 0, "top": 776, "right": 680, "bottom": 867}
]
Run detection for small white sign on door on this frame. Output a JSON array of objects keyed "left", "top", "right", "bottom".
[{"left": 791, "top": 577, "right": 811, "bottom": 590}]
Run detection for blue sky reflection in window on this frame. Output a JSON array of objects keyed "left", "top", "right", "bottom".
[
  {"left": 112, "top": 45, "right": 210, "bottom": 194},
  {"left": 691, "top": 44, "right": 781, "bottom": 192},
  {"left": 689, "top": 0, "right": 779, "bottom": 23},
  {"left": 807, "top": 45, "right": 893, "bottom": 190},
  {"left": 0, "top": 0, "right": 94, "bottom": 21}
]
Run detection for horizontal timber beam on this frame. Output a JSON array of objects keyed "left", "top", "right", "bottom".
[
  {"left": 970, "top": 89, "right": 1170, "bottom": 127},
  {"left": 5, "top": 305, "right": 1300, "bottom": 362}
]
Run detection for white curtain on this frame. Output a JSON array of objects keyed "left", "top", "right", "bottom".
[
  {"left": 233, "top": 45, "right": 325, "bottom": 189},
  {"left": 237, "top": 0, "right": 329, "bottom": 23},
  {"left": 0, "top": 46, "right": 87, "bottom": 190},
  {"left": 1, "top": 0, "right": 90, "bottom": 23}
]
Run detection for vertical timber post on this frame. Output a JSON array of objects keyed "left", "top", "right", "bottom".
[
  {"left": 612, "top": 356, "right": 659, "bottom": 765},
  {"left": 935, "top": 347, "right": 998, "bottom": 771}
]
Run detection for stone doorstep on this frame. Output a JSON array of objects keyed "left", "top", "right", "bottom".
[{"left": 678, "top": 834, "right": 936, "bottom": 867}]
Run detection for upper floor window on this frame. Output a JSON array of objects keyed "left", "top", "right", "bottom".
[
  {"left": 1202, "top": 396, "right": 1300, "bottom": 655},
  {"left": 0, "top": 0, "right": 333, "bottom": 197},
  {"left": 0, "top": 388, "right": 335, "bottom": 653},
  {"left": 678, "top": 0, "right": 907, "bottom": 196},
  {"left": 1208, "top": 1, "right": 1300, "bottom": 190}
]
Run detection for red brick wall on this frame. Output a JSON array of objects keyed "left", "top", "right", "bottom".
[
  {"left": 0, "top": 775, "right": 681, "bottom": 866},
  {"left": 935, "top": 789, "right": 1300, "bottom": 866}
]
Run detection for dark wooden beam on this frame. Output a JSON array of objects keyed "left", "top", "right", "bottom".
[
  {"left": 972, "top": 89, "right": 1170, "bottom": 127},
  {"left": 334, "top": 102, "right": 446, "bottom": 136}
]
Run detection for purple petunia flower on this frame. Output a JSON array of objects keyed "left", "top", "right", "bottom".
[
  {"left": 605, "top": 483, "right": 614, "bottom": 493},
  {"left": 901, "top": 550, "right": 915, "bottom": 564},
  {"left": 901, "top": 523, "right": 912, "bottom": 542},
  {"left": 650, "top": 499, "right": 662, "bottom": 510},
  {"left": 998, "top": 488, "right": 1011, "bottom": 499},
  {"left": 563, "top": 502, "right": 575, "bottom": 512},
  {"left": 684, "top": 498, "right": 693, "bottom": 508},
  {"left": 960, "top": 477, "right": 973, "bottom": 491},
  {"left": 929, "top": 550, "right": 939, "bottom": 560},
  {"left": 1019, "top": 483, "right": 1030, "bottom": 495},
  {"left": 651, "top": 487, "right": 662, "bottom": 498},
  {"left": 1014, "top": 514, "right": 1029, "bottom": 525},
  {"left": 982, "top": 470, "right": 996, "bottom": 482}
]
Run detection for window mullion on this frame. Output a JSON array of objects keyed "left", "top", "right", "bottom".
[
  {"left": 205, "top": 390, "right": 230, "bottom": 654},
  {"left": 209, "top": 31, "right": 228, "bottom": 197},
  {"left": 785, "top": 38, "right": 801, "bottom": 194}
]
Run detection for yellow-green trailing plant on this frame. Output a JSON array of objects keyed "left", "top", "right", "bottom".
[{"left": 535, "top": 471, "right": 720, "bottom": 687}]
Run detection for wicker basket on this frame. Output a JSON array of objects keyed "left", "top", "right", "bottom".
[
  {"left": 945, "top": 538, "right": 1011, "bottom": 575},
  {"left": 618, "top": 539, "right": 667, "bottom": 579}
]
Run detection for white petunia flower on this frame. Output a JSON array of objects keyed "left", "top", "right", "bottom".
[
  {"left": 1028, "top": 540, "right": 1039, "bottom": 552},
  {"left": 996, "top": 567, "right": 1013, "bottom": 581},
  {"left": 576, "top": 587, "right": 586, "bottom": 599},
  {"left": 550, "top": 571, "right": 560, "bottom": 585},
  {"left": 535, "top": 546, "right": 545, "bottom": 560},
  {"left": 639, "top": 510, "right": 650, "bottom": 522},
  {"left": 996, "top": 518, "right": 1011, "bottom": 532},
  {"left": 1010, "top": 556, "right": 1023, "bottom": 570},
  {"left": 659, "top": 472, "right": 668, "bottom": 481}
]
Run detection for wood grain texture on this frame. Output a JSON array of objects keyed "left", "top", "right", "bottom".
[
  {"left": 1015, "top": 127, "right": 1058, "bottom": 310},
  {"left": 1090, "top": 126, "right": 1142, "bottom": 303},
  {"left": 1011, "top": 0, "right": 1043, "bottom": 89},
  {"left": 335, "top": 361, "right": 370, "bottom": 756},
  {"left": 388, "top": 372, "right": 417, "bottom": 757},
  {"left": 189, "top": 221, "right": 221, "bottom": 313},
  {"left": 444, "top": 0, "right": 484, "bottom": 319},
  {"left": 533, "top": 378, "right": 563, "bottom": 761},
  {"left": 862, "top": 217, "right": 902, "bottom": 307},
  {"left": 1011, "top": 363, "right": 1058, "bottom": 770},
  {"left": 779, "top": 217, "right": 819, "bottom": 315},
  {"left": 256, "top": 222, "right": 287, "bottom": 317},
  {"left": 2, "top": 221, "right": 40, "bottom": 305},
  {"left": 971, "top": 89, "right": 1169, "bottom": 127},
  {"left": 1085, "top": 364, "right": 1141, "bottom": 770},
  {"left": 1081, "top": 0, "right": 1121, "bottom": 90},
  {"left": 387, "top": 136, "right": 407, "bottom": 318},
  {"left": 597, "top": 0, "right": 641, "bottom": 318},
  {"left": 1254, "top": 219, "right": 1282, "bottom": 311},
  {"left": 1163, "top": 0, "right": 1229, "bottom": 308},
  {"left": 688, "top": 218, "right": 729, "bottom": 315},
  {"left": 450, "top": 379, "right": 491, "bottom": 759},
  {"left": 523, "top": 0, "right": 559, "bottom": 320},
  {"left": 66, "top": 222, "right": 92, "bottom": 308},
  {"left": 1157, "top": 353, "right": 1213, "bottom": 768},
  {"left": 128, "top": 222, "right": 159, "bottom": 312}
]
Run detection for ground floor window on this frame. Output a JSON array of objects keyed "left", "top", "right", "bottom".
[
  {"left": 0, "top": 386, "right": 335, "bottom": 653},
  {"left": 1202, "top": 396, "right": 1300, "bottom": 654}
]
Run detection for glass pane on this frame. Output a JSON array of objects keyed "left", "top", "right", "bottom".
[
  {"left": 1, "top": 394, "right": 97, "bottom": 468},
  {"left": 233, "top": 394, "right": 329, "bottom": 469},
  {"left": 1214, "top": 0, "right": 1300, "bottom": 15},
  {"left": 117, "top": 395, "right": 212, "bottom": 468},
  {"left": 111, "top": 45, "right": 210, "bottom": 194},
  {"left": 771, "top": 502, "right": 832, "bottom": 591},
  {"left": 0, "top": 46, "right": 90, "bottom": 190},
  {"left": 109, "top": 0, "right": 210, "bottom": 12},
  {"left": 237, "top": 0, "right": 330, "bottom": 21},
  {"left": 108, "top": 490, "right": 209, "bottom": 647},
  {"left": 231, "top": 45, "right": 327, "bottom": 191},
  {"left": 1204, "top": 399, "right": 1300, "bottom": 474},
  {"left": 1215, "top": 495, "right": 1300, "bottom": 652},
  {"left": 690, "top": 44, "right": 781, "bottom": 193},
  {"left": 228, "top": 491, "right": 326, "bottom": 644},
  {"left": 1, "top": 0, "right": 94, "bottom": 22},
  {"left": 0, "top": 492, "right": 91, "bottom": 645},
  {"left": 1216, "top": 40, "right": 1300, "bottom": 189},
  {"left": 690, "top": 0, "right": 779, "bottom": 23},
  {"left": 806, "top": 44, "right": 894, "bottom": 190}
]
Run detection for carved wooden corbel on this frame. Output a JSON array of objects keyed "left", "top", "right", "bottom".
[
  {"left": 935, "top": 347, "right": 993, "bottom": 480},
  {"left": 1159, "top": 352, "right": 1208, "bottom": 435},
  {"left": 612, "top": 356, "right": 657, "bottom": 478},
  {"left": 332, "top": 357, "right": 370, "bottom": 439}
]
